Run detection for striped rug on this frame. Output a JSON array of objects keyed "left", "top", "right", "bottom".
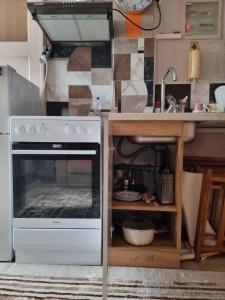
[{"left": 0, "top": 273, "right": 225, "bottom": 299}]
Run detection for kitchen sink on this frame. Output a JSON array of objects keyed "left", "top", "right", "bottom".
[{"left": 129, "top": 122, "right": 196, "bottom": 144}]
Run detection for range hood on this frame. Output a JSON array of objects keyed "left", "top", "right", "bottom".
[{"left": 28, "top": 1, "right": 113, "bottom": 46}]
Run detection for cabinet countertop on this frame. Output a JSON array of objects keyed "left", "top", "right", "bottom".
[{"left": 108, "top": 113, "right": 225, "bottom": 122}]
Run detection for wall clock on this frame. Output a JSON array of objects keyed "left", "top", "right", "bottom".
[{"left": 114, "top": 0, "right": 153, "bottom": 14}]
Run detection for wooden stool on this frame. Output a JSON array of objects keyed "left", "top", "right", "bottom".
[{"left": 194, "top": 169, "right": 225, "bottom": 262}]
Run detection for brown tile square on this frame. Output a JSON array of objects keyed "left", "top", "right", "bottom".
[
  {"left": 114, "top": 54, "right": 130, "bottom": 80},
  {"left": 69, "top": 86, "right": 92, "bottom": 99},
  {"left": 68, "top": 47, "right": 91, "bottom": 71},
  {"left": 144, "top": 38, "right": 155, "bottom": 57}
]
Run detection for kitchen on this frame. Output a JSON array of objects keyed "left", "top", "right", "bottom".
[{"left": 0, "top": 0, "right": 225, "bottom": 299}]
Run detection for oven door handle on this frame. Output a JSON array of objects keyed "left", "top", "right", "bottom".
[{"left": 12, "top": 150, "right": 97, "bottom": 155}]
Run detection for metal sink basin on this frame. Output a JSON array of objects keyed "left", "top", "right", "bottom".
[{"left": 129, "top": 122, "right": 196, "bottom": 144}]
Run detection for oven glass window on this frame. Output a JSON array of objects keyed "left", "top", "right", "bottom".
[{"left": 13, "top": 155, "right": 100, "bottom": 219}]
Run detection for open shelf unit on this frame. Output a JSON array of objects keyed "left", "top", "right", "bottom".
[{"left": 103, "top": 118, "right": 184, "bottom": 269}]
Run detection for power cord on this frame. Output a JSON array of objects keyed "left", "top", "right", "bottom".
[{"left": 113, "top": 0, "right": 161, "bottom": 31}]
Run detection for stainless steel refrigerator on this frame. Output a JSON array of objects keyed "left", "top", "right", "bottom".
[{"left": 0, "top": 65, "right": 40, "bottom": 261}]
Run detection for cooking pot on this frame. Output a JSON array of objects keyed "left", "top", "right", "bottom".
[{"left": 122, "top": 216, "right": 156, "bottom": 246}]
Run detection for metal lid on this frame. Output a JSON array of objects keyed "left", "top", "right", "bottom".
[{"left": 122, "top": 216, "right": 155, "bottom": 230}]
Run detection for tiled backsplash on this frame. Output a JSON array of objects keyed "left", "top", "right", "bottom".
[{"left": 46, "top": 36, "right": 155, "bottom": 114}]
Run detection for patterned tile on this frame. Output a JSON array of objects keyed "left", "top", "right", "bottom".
[
  {"left": 68, "top": 98, "right": 92, "bottom": 116},
  {"left": 47, "top": 60, "right": 91, "bottom": 85},
  {"left": 121, "top": 80, "right": 148, "bottom": 96},
  {"left": 114, "top": 54, "right": 130, "bottom": 80},
  {"left": 144, "top": 57, "right": 154, "bottom": 81},
  {"left": 131, "top": 53, "right": 144, "bottom": 81},
  {"left": 67, "top": 47, "right": 91, "bottom": 71},
  {"left": 90, "top": 84, "right": 114, "bottom": 110},
  {"left": 92, "top": 43, "right": 112, "bottom": 68},
  {"left": 191, "top": 83, "right": 210, "bottom": 107},
  {"left": 113, "top": 38, "right": 138, "bottom": 54},
  {"left": 69, "top": 86, "right": 92, "bottom": 99},
  {"left": 144, "top": 38, "right": 155, "bottom": 57},
  {"left": 91, "top": 68, "right": 112, "bottom": 85},
  {"left": 121, "top": 95, "right": 147, "bottom": 113},
  {"left": 47, "top": 85, "right": 68, "bottom": 102},
  {"left": 50, "top": 45, "right": 76, "bottom": 58}
]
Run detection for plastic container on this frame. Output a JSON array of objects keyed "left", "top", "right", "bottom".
[{"left": 93, "top": 96, "right": 101, "bottom": 116}]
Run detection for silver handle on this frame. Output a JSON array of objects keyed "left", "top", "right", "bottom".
[{"left": 12, "top": 150, "right": 96, "bottom": 155}]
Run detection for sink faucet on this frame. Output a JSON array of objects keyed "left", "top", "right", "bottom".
[{"left": 161, "top": 67, "right": 177, "bottom": 112}]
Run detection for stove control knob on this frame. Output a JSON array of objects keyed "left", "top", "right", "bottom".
[
  {"left": 36, "top": 124, "right": 47, "bottom": 135},
  {"left": 64, "top": 125, "right": 74, "bottom": 135},
  {"left": 14, "top": 125, "right": 26, "bottom": 135},
  {"left": 75, "top": 126, "right": 84, "bottom": 135},
  {"left": 26, "top": 125, "right": 36, "bottom": 134}
]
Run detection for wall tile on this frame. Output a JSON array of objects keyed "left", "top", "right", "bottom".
[
  {"left": 69, "top": 86, "right": 92, "bottom": 99},
  {"left": 121, "top": 80, "right": 148, "bottom": 97},
  {"left": 51, "top": 45, "right": 75, "bottom": 58},
  {"left": 47, "top": 102, "right": 68, "bottom": 116},
  {"left": 144, "top": 38, "right": 155, "bottom": 57},
  {"left": 47, "top": 85, "right": 68, "bottom": 102},
  {"left": 90, "top": 84, "right": 114, "bottom": 110},
  {"left": 114, "top": 54, "right": 131, "bottom": 80},
  {"left": 121, "top": 95, "right": 147, "bottom": 113},
  {"left": 191, "top": 83, "right": 209, "bottom": 107},
  {"left": 131, "top": 53, "right": 144, "bottom": 81},
  {"left": 68, "top": 98, "right": 92, "bottom": 116},
  {"left": 113, "top": 38, "right": 138, "bottom": 54},
  {"left": 144, "top": 57, "right": 154, "bottom": 81},
  {"left": 68, "top": 47, "right": 91, "bottom": 71},
  {"left": 91, "top": 68, "right": 112, "bottom": 85},
  {"left": 92, "top": 44, "right": 111, "bottom": 68},
  {"left": 48, "top": 60, "right": 91, "bottom": 85}
]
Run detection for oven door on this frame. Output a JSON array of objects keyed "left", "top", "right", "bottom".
[{"left": 12, "top": 143, "right": 101, "bottom": 229}]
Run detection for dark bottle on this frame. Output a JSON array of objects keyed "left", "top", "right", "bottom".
[{"left": 159, "top": 165, "right": 174, "bottom": 205}]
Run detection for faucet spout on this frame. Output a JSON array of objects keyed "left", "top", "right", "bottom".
[{"left": 160, "top": 67, "right": 177, "bottom": 113}]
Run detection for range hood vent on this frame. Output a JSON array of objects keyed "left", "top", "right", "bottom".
[{"left": 28, "top": 1, "right": 113, "bottom": 46}]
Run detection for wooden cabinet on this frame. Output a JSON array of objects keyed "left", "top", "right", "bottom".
[{"left": 103, "top": 117, "right": 184, "bottom": 270}]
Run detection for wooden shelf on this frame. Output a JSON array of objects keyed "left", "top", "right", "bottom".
[
  {"left": 108, "top": 231, "right": 179, "bottom": 269},
  {"left": 111, "top": 199, "right": 178, "bottom": 212}
]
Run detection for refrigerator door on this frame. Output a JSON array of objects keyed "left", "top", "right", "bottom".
[
  {"left": 0, "top": 66, "right": 10, "bottom": 133},
  {"left": 0, "top": 135, "right": 13, "bottom": 261}
]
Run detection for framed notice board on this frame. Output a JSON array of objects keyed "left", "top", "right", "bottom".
[{"left": 184, "top": 0, "right": 222, "bottom": 39}]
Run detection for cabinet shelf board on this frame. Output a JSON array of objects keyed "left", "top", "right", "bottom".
[
  {"left": 111, "top": 200, "right": 178, "bottom": 212},
  {"left": 109, "top": 232, "right": 179, "bottom": 268}
]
